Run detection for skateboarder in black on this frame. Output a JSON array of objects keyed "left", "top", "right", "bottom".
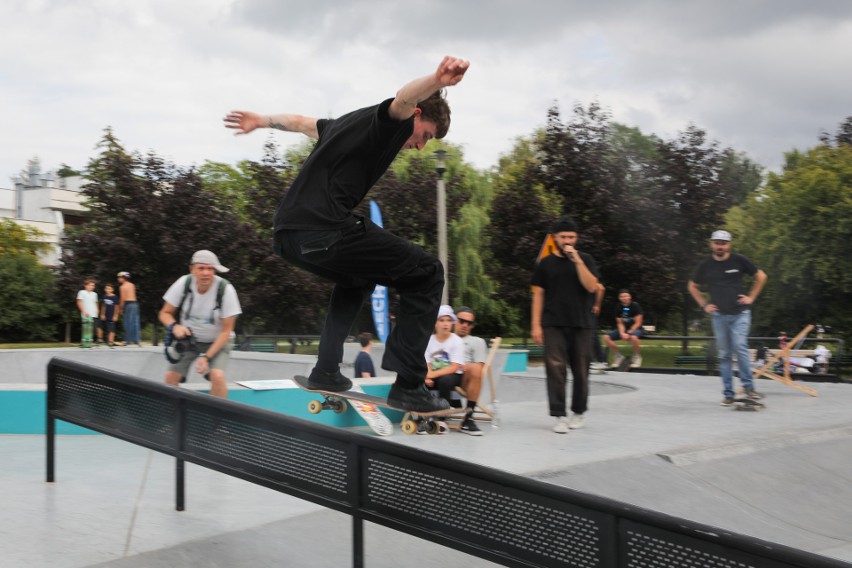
[{"left": 224, "top": 56, "right": 469, "bottom": 412}]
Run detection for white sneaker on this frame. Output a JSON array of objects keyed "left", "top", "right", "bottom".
[
  {"left": 552, "top": 417, "right": 570, "bottom": 434},
  {"left": 589, "top": 361, "right": 606, "bottom": 374},
  {"left": 631, "top": 355, "right": 642, "bottom": 368},
  {"left": 567, "top": 414, "right": 585, "bottom": 429},
  {"left": 611, "top": 353, "right": 624, "bottom": 368}
]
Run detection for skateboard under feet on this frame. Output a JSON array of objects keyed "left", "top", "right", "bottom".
[
  {"left": 733, "top": 398, "right": 765, "bottom": 411},
  {"left": 294, "top": 375, "right": 457, "bottom": 436}
]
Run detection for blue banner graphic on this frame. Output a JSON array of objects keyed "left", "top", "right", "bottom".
[{"left": 369, "top": 200, "right": 389, "bottom": 344}]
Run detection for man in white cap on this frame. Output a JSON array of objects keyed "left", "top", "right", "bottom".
[
  {"left": 158, "top": 250, "right": 242, "bottom": 398},
  {"left": 424, "top": 305, "right": 480, "bottom": 434},
  {"left": 688, "top": 230, "right": 768, "bottom": 406}
]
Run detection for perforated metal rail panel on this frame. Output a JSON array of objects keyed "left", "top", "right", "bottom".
[
  {"left": 183, "top": 408, "right": 350, "bottom": 497},
  {"left": 53, "top": 368, "right": 177, "bottom": 446},
  {"left": 47, "top": 359, "right": 847, "bottom": 568},
  {"left": 621, "top": 521, "right": 794, "bottom": 568},
  {"left": 364, "top": 452, "right": 612, "bottom": 567}
]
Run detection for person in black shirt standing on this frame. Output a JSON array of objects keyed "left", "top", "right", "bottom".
[
  {"left": 531, "top": 216, "right": 601, "bottom": 433},
  {"left": 224, "top": 56, "right": 469, "bottom": 412},
  {"left": 688, "top": 230, "right": 768, "bottom": 406}
]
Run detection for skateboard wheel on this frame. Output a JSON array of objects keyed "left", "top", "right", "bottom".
[
  {"left": 425, "top": 421, "right": 438, "bottom": 435},
  {"left": 401, "top": 420, "right": 417, "bottom": 435},
  {"left": 308, "top": 400, "right": 323, "bottom": 414},
  {"left": 332, "top": 400, "right": 348, "bottom": 414}
]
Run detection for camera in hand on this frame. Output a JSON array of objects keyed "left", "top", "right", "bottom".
[{"left": 164, "top": 326, "right": 198, "bottom": 363}]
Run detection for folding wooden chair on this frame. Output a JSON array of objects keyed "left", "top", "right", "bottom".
[{"left": 751, "top": 324, "right": 818, "bottom": 397}]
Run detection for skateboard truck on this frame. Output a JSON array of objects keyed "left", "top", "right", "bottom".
[{"left": 307, "top": 396, "right": 348, "bottom": 415}]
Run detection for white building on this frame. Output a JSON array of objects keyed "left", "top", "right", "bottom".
[{"left": 1, "top": 159, "right": 89, "bottom": 267}]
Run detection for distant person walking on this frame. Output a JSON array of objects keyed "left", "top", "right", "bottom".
[
  {"left": 688, "top": 230, "right": 768, "bottom": 406},
  {"left": 117, "top": 271, "right": 141, "bottom": 346}
]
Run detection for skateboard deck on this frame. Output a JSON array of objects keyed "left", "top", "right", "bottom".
[
  {"left": 617, "top": 356, "right": 631, "bottom": 372},
  {"left": 81, "top": 317, "right": 93, "bottom": 348},
  {"left": 293, "top": 376, "right": 456, "bottom": 435},
  {"left": 733, "top": 398, "right": 765, "bottom": 411}
]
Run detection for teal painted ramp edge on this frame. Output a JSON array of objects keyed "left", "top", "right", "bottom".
[{"left": 2, "top": 384, "right": 401, "bottom": 435}]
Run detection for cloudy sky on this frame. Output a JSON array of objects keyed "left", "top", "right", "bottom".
[{"left": 2, "top": 0, "right": 851, "bottom": 184}]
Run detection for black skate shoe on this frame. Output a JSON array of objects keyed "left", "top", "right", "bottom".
[
  {"left": 306, "top": 368, "right": 353, "bottom": 392},
  {"left": 387, "top": 383, "right": 451, "bottom": 413}
]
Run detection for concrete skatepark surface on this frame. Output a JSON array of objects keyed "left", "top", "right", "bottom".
[{"left": 2, "top": 347, "right": 852, "bottom": 567}]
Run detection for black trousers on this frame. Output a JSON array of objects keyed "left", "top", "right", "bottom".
[
  {"left": 543, "top": 327, "right": 592, "bottom": 416},
  {"left": 274, "top": 216, "right": 443, "bottom": 388}
]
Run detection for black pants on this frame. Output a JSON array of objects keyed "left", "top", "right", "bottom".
[
  {"left": 543, "top": 327, "right": 592, "bottom": 416},
  {"left": 274, "top": 216, "right": 443, "bottom": 388},
  {"left": 591, "top": 321, "right": 606, "bottom": 363}
]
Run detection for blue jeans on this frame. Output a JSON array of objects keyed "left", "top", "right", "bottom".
[
  {"left": 711, "top": 310, "right": 754, "bottom": 398},
  {"left": 123, "top": 302, "right": 141, "bottom": 344}
]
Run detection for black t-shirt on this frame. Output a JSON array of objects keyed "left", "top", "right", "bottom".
[
  {"left": 614, "top": 301, "right": 643, "bottom": 327},
  {"left": 691, "top": 253, "right": 758, "bottom": 315},
  {"left": 102, "top": 294, "right": 118, "bottom": 320},
  {"left": 274, "top": 98, "right": 414, "bottom": 232},
  {"left": 530, "top": 252, "right": 600, "bottom": 328}
]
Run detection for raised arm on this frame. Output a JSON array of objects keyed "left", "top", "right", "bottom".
[
  {"left": 223, "top": 110, "right": 320, "bottom": 139},
  {"left": 388, "top": 56, "right": 469, "bottom": 121}
]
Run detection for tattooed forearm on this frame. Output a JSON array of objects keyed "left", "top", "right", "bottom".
[{"left": 268, "top": 117, "right": 288, "bottom": 131}]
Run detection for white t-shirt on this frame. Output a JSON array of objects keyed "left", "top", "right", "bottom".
[
  {"left": 163, "top": 275, "right": 242, "bottom": 343},
  {"left": 425, "top": 333, "right": 465, "bottom": 374},
  {"left": 76, "top": 290, "right": 98, "bottom": 318},
  {"left": 460, "top": 334, "right": 488, "bottom": 364}
]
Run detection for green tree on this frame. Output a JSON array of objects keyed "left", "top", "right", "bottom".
[
  {"left": 487, "top": 136, "right": 563, "bottom": 336},
  {"left": 729, "top": 143, "right": 852, "bottom": 341},
  {"left": 0, "top": 220, "right": 60, "bottom": 341},
  {"left": 58, "top": 129, "right": 262, "bottom": 340}
]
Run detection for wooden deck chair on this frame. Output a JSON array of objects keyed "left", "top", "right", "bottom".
[
  {"left": 751, "top": 324, "right": 818, "bottom": 397},
  {"left": 447, "top": 337, "right": 502, "bottom": 428}
]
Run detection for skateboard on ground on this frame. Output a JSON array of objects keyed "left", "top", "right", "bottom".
[
  {"left": 293, "top": 376, "right": 457, "bottom": 436},
  {"left": 732, "top": 398, "right": 765, "bottom": 411},
  {"left": 616, "top": 356, "right": 631, "bottom": 372}
]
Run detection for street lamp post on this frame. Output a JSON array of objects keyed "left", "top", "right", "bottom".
[{"left": 434, "top": 148, "right": 449, "bottom": 305}]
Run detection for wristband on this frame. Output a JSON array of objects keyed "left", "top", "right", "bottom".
[
  {"left": 199, "top": 353, "right": 208, "bottom": 359},
  {"left": 701, "top": 303, "right": 709, "bottom": 309}
]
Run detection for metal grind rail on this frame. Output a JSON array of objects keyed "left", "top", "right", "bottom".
[{"left": 46, "top": 357, "right": 848, "bottom": 568}]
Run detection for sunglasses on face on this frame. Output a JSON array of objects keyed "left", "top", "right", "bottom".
[{"left": 457, "top": 317, "right": 475, "bottom": 326}]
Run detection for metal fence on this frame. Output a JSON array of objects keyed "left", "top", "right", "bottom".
[{"left": 46, "top": 357, "right": 849, "bottom": 568}]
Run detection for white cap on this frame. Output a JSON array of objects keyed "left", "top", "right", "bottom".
[
  {"left": 710, "top": 230, "right": 732, "bottom": 242},
  {"left": 190, "top": 250, "right": 229, "bottom": 272},
  {"left": 437, "top": 304, "right": 457, "bottom": 322}
]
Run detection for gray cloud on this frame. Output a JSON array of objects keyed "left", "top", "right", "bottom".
[{"left": 2, "top": 0, "right": 850, "bottom": 182}]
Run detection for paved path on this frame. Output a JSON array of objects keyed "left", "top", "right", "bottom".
[{"left": 3, "top": 359, "right": 852, "bottom": 567}]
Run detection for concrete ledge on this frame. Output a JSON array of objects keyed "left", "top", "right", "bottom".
[{"left": 658, "top": 425, "right": 852, "bottom": 466}]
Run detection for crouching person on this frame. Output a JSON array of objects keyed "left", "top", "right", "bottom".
[{"left": 159, "top": 250, "right": 242, "bottom": 398}]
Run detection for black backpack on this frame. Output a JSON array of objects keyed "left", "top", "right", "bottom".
[{"left": 176, "top": 275, "right": 229, "bottom": 325}]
